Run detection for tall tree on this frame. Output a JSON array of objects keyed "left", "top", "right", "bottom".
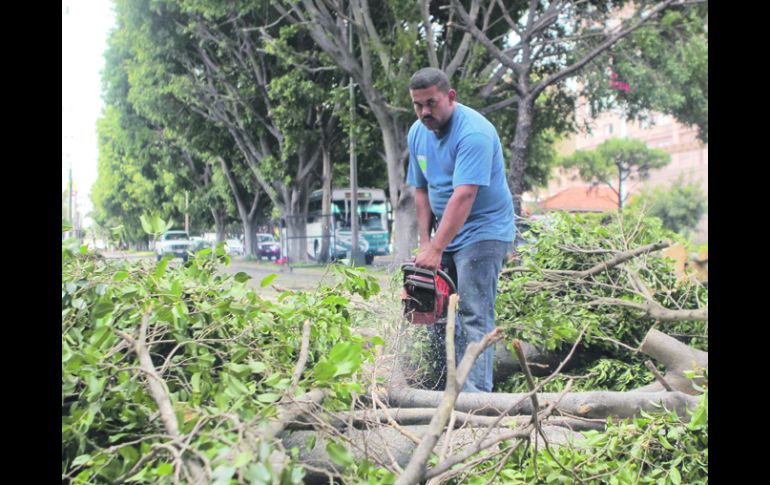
[
  {"left": 559, "top": 137, "right": 670, "bottom": 209},
  {"left": 128, "top": 0, "right": 344, "bottom": 261},
  {"left": 447, "top": 0, "right": 702, "bottom": 214},
  {"left": 580, "top": 4, "right": 708, "bottom": 142}
]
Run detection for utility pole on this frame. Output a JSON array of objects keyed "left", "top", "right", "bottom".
[
  {"left": 348, "top": 9, "right": 360, "bottom": 265},
  {"left": 185, "top": 191, "right": 189, "bottom": 233}
]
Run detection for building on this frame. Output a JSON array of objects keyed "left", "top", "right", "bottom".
[{"left": 524, "top": 105, "right": 708, "bottom": 243}]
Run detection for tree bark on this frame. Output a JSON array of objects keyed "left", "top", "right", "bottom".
[
  {"left": 636, "top": 328, "right": 708, "bottom": 395},
  {"left": 282, "top": 424, "right": 583, "bottom": 484},
  {"left": 507, "top": 98, "right": 534, "bottom": 216},
  {"left": 386, "top": 387, "right": 699, "bottom": 420}
]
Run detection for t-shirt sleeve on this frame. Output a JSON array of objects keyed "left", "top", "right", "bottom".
[
  {"left": 453, "top": 132, "right": 493, "bottom": 188},
  {"left": 406, "top": 129, "right": 427, "bottom": 188}
]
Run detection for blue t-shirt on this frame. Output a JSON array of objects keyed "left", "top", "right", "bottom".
[{"left": 407, "top": 103, "right": 515, "bottom": 252}]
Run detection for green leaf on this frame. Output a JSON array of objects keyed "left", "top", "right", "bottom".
[
  {"left": 327, "top": 342, "right": 362, "bottom": 377},
  {"left": 669, "top": 467, "right": 681, "bottom": 485},
  {"left": 72, "top": 454, "right": 92, "bottom": 467},
  {"left": 156, "top": 462, "right": 174, "bottom": 476},
  {"left": 305, "top": 435, "right": 316, "bottom": 451},
  {"left": 249, "top": 361, "right": 268, "bottom": 374},
  {"left": 191, "top": 373, "right": 201, "bottom": 393},
  {"left": 326, "top": 442, "right": 353, "bottom": 468},
  {"left": 234, "top": 272, "right": 251, "bottom": 283},
  {"left": 155, "top": 257, "right": 170, "bottom": 278},
  {"left": 234, "top": 451, "right": 253, "bottom": 468},
  {"left": 244, "top": 463, "right": 272, "bottom": 483},
  {"left": 312, "top": 361, "right": 337, "bottom": 381},
  {"left": 260, "top": 274, "right": 278, "bottom": 288},
  {"left": 227, "top": 375, "right": 251, "bottom": 397},
  {"left": 92, "top": 299, "right": 115, "bottom": 320},
  {"left": 257, "top": 393, "right": 281, "bottom": 403},
  {"left": 113, "top": 271, "right": 129, "bottom": 282},
  {"left": 212, "top": 465, "right": 236, "bottom": 482}
]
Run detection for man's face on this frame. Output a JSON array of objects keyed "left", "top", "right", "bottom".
[{"left": 410, "top": 85, "right": 456, "bottom": 132}]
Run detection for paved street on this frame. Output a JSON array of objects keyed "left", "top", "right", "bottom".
[{"left": 100, "top": 251, "right": 397, "bottom": 297}]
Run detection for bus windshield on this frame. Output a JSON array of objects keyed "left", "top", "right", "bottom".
[{"left": 332, "top": 200, "right": 387, "bottom": 231}]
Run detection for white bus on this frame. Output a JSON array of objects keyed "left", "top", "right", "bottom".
[{"left": 306, "top": 188, "right": 391, "bottom": 264}]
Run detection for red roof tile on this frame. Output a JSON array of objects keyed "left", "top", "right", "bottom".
[{"left": 539, "top": 186, "right": 619, "bottom": 212}]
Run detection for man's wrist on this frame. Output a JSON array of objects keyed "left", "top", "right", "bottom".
[{"left": 429, "top": 240, "right": 445, "bottom": 253}]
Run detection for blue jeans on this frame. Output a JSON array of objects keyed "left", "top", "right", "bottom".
[{"left": 427, "top": 240, "right": 512, "bottom": 392}]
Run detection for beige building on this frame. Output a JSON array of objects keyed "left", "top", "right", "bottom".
[{"left": 525, "top": 104, "right": 708, "bottom": 243}]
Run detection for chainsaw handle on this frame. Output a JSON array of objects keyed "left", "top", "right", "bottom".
[{"left": 401, "top": 263, "right": 457, "bottom": 294}]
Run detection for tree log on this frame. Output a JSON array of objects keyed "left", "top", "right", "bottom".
[
  {"left": 636, "top": 328, "right": 708, "bottom": 395},
  {"left": 282, "top": 424, "right": 584, "bottom": 484},
  {"left": 287, "top": 407, "right": 606, "bottom": 432},
  {"left": 385, "top": 388, "right": 698, "bottom": 420},
  {"left": 494, "top": 340, "right": 561, "bottom": 382}
]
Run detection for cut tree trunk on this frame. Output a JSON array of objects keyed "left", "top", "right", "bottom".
[
  {"left": 635, "top": 328, "right": 708, "bottom": 394},
  {"left": 282, "top": 424, "right": 584, "bottom": 484},
  {"left": 385, "top": 387, "right": 699, "bottom": 420}
]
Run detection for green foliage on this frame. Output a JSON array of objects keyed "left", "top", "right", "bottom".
[
  {"left": 496, "top": 211, "right": 707, "bottom": 391},
  {"left": 560, "top": 138, "right": 671, "bottom": 208},
  {"left": 464, "top": 389, "right": 708, "bottom": 484},
  {"left": 628, "top": 177, "right": 707, "bottom": 235},
  {"left": 139, "top": 214, "right": 174, "bottom": 238},
  {"left": 580, "top": 6, "right": 708, "bottom": 142},
  {"left": 62, "top": 240, "right": 382, "bottom": 482}
]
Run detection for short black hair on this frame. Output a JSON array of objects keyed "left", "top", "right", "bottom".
[{"left": 409, "top": 68, "right": 451, "bottom": 92}]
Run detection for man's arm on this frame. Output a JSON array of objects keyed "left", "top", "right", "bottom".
[{"left": 414, "top": 184, "right": 478, "bottom": 270}]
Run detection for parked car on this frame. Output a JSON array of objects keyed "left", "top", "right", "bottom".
[
  {"left": 257, "top": 233, "right": 281, "bottom": 260},
  {"left": 156, "top": 230, "right": 193, "bottom": 262},
  {"left": 225, "top": 238, "right": 244, "bottom": 256},
  {"left": 189, "top": 237, "right": 212, "bottom": 253}
]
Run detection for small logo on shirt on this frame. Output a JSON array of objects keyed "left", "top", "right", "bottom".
[{"left": 417, "top": 155, "right": 427, "bottom": 174}]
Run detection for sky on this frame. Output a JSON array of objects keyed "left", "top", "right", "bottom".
[{"left": 62, "top": 0, "right": 116, "bottom": 227}]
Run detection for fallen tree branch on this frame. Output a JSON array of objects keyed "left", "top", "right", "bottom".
[
  {"left": 283, "top": 319, "right": 312, "bottom": 401},
  {"left": 502, "top": 241, "right": 670, "bottom": 276},
  {"left": 423, "top": 381, "right": 573, "bottom": 480},
  {"left": 388, "top": 388, "right": 699, "bottom": 420},
  {"left": 396, "top": 296, "right": 503, "bottom": 485},
  {"left": 118, "top": 311, "right": 207, "bottom": 484},
  {"left": 586, "top": 298, "right": 708, "bottom": 321},
  {"left": 635, "top": 328, "right": 708, "bottom": 394},
  {"left": 644, "top": 360, "right": 673, "bottom": 392}
]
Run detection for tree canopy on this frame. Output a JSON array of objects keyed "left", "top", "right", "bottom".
[{"left": 559, "top": 137, "right": 671, "bottom": 208}]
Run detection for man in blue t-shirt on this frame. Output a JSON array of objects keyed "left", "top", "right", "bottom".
[{"left": 407, "top": 67, "right": 515, "bottom": 393}]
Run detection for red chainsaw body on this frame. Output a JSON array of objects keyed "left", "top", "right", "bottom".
[{"left": 402, "top": 264, "right": 456, "bottom": 324}]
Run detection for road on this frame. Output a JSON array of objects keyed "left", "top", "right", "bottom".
[{"left": 101, "top": 251, "right": 397, "bottom": 297}]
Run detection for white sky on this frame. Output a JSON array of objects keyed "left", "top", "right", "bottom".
[{"left": 62, "top": 0, "right": 116, "bottom": 226}]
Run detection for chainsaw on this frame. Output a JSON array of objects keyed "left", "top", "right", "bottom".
[{"left": 401, "top": 263, "right": 457, "bottom": 324}]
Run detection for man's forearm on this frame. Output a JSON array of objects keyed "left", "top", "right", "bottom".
[{"left": 431, "top": 185, "right": 478, "bottom": 251}]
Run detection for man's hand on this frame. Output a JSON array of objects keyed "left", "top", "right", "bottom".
[{"left": 415, "top": 242, "right": 442, "bottom": 271}]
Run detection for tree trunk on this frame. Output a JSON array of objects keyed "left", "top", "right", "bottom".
[
  {"left": 385, "top": 387, "right": 699, "bottom": 420},
  {"left": 507, "top": 98, "right": 534, "bottom": 217},
  {"left": 369, "top": 95, "right": 417, "bottom": 265},
  {"left": 210, "top": 207, "right": 227, "bottom": 244},
  {"left": 394, "top": 187, "right": 418, "bottom": 265},
  {"left": 320, "top": 143, "right": 333, "bottom": 263},
  {"left": 636, "top": 328, "right": 708, "bottom": 395},
  {"left": 282, "top": 424, "right": 583, "bottom": 484}
]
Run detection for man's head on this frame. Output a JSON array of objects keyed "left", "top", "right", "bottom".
[{"left": 409, "top": 68, "right": 456, "bottom": 132}]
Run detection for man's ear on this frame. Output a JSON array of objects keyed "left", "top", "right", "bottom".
[{"left": 448, "top": 89, "right": 456, "bottom": 102}]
